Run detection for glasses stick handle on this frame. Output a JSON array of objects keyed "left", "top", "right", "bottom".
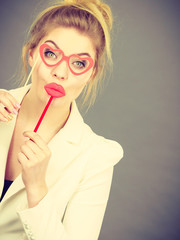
[{"left": 34, "top": 96, "right": 54, "bottom": 133}]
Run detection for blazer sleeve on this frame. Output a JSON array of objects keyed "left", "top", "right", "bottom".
[{"left": 17, "top": 139, "right": 123, "bottom": 240}]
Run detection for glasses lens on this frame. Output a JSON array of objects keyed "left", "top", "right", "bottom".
[
  {"left": 42, "top": 47, "right": 62, "bottom": 66},
  {"left": 69, "top": 56, "right": 91, "bottom": 74}
]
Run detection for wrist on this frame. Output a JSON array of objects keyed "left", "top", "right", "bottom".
[{"left": 26, "top": 183, "right": 48, "bottom": 208}]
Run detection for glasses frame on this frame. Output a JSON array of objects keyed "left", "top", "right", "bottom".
[{"left": 39, "top": 43, "right": 94, "bottom": 76}]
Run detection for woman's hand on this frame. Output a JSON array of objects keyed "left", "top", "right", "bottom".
[
  {"left": 0, "top": 90, "right": 20, "bottom": 122},
  {"left": 18, "top": 131, "right": 52, "bottom": 208}
]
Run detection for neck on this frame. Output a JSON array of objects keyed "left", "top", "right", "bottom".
[{"left": 18, "top": 89, "right": 71, "bottom": 142}]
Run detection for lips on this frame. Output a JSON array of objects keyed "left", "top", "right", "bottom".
[{"left": 44, "top": 82, "right": 66, "bottom": 98}]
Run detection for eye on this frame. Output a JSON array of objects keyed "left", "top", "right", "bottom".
[
  {"left": 73, "top": 60, "right": 86, "bottom": 69},
  {"left": 44, "top": 50, "right": 57, "bottom": 59}
]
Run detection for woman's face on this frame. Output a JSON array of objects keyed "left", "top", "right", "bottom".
[{"left": 29, "top": 27, "right": 96, "bottom": 108}]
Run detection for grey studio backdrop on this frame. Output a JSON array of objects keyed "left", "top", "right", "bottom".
[{"left": 0, "top": 0, "right": 179, "bottom": 240}]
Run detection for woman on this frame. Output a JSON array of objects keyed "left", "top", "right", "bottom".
[{"left": 0, "top": 0, "right": 123, "bottom": 239}]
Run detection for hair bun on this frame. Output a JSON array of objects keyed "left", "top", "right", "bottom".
[{"left": 63, "top": 0, "right": 113, "bottom": 30}]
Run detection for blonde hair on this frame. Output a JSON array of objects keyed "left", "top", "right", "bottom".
[{"left": 21, "top": 0, "right": 113, "bottom": 108}]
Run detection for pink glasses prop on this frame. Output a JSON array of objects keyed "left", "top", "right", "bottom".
[{"left": 39, "top": 43, "right": 94, "bottom": 75}]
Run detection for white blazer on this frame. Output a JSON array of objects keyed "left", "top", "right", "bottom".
[{"left": 0, "top": 85, "right": 123, "bottom": 240}]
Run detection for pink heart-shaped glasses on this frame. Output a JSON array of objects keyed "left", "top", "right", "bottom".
[{"left": 39, "top": 43, "right": 94, "bottom": 75}]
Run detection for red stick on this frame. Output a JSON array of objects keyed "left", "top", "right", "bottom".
[{"left": 34, "top": 96, "right": 53, "bottom": 132}]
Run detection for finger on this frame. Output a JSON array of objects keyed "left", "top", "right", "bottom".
[
  {"left": 20, "top": 144, "right": 37, "bottom": 162},
  {"left": 0, "top": 92, "right": 20, "bottom": 113},
  {"left": 6, "top": 93, "right": 21, "bottom": 110},
  {"left": 23, "top": 131, "right": 51, "bottom": 159},
  {"left": 5, "top": 107, "right": 19, "bottom": 115},
  {"left": 23, "top": 131, "right": 49, "bottom": 153},
  {"left": 0, "top": 105, "right": 14, "bottom": 121},
  {"left": 0, "top": 99, "right": 18, "bottom": 114},
  {"left": 0, "top": 113, "right": 9, "bottom": 122},
  {"left": 25, "top": 139, "right": 46, "bottom": 158},
  {"left": 17, "top": 152, "right": 28, "bottom": 166}
]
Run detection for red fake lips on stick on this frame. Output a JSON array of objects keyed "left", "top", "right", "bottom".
[{"left": 33, "top": 83, "right": 65, "bottom": 132}]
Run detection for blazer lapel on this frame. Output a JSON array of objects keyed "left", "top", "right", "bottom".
[
  {"left": 46, "top": 137, "right": 81, "bottom": 187},
  {"left": 0, "top": 117, "right": 26, "bottom": 204},
  {"left": 0, "top": 118, "right": 16, "bottom": 198},
  {"left": 45, "top": 101, "right": 85, "bottom": 187},
  {"left": 0, "top": 86, "right": 85, "bottom": 203},
  {"left": 0, "top": 85, "right": 31, "bottom": 203}
]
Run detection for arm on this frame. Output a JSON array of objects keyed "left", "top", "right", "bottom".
[{"left": 17, "top": 140, "right": 123, "bottom": 240}]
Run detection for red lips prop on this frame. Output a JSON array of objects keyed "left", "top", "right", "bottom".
[{"left": 34, "top": 83, "right": 65, "bottom": 132}]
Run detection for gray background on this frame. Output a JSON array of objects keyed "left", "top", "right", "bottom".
[{"left": 0, "top": 0, "right": 180, "bottom": 239}]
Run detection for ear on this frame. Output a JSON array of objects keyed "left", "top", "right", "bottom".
[{"left": 28, "top": 49, "right": 35, "bottom": 67}]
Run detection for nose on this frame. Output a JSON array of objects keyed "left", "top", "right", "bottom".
[{"left": 51, "top": 60, "right": 68, "bottom": 80}]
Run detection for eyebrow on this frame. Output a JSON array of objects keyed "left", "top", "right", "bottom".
[{"left": 44, "top": 40, "right": 92, "bottom": 58}]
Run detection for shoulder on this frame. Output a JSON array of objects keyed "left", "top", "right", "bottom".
[
  {"left": 76, "top": 122, "right": 124, "bottom": 184},
  {"left": 80, "top": 122, "right": 124, "bottom": 169}
]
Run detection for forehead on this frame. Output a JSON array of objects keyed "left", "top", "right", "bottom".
[{"left": 40, "top": 27, "right": 96, "bottom": 58}]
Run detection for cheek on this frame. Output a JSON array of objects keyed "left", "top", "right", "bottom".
[
  {"left": 71, "top": 70, "right": 93, "bottom": 94},
  {"left": 68, "top": 77, "right": 88, "bottom": 99},
  {"left": 75, "top": 70, "right": 93, "bottom": 85},
  {"left": 74, "top": 72, "right": 92, "bottom": 88},
  {"left": 70, "top": 81, "right": 86, "bottom": 94},
  {"left": 32, "top": 62, "right": 49, "bottom": 82}
]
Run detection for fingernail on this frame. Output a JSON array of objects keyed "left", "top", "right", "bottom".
[
  {"left": 12, "top": 109, "right": 18, "bottom": 115},
  {"left": 16, "top": 103, "right": 21, "bottom": 109},
  {"left": 8, "top": 114, "right": 14, "bottom": 120}
]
